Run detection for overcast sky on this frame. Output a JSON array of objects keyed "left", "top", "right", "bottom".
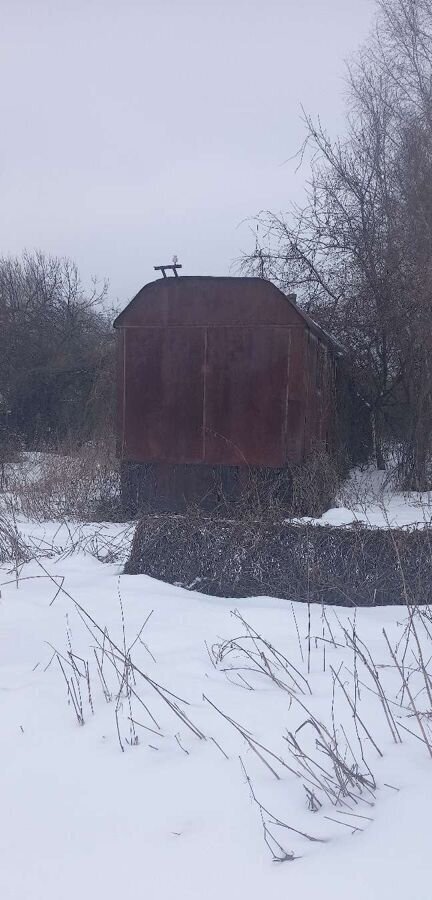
[{"left": 0, "top": 0, "right": 374, "bottom": 305}]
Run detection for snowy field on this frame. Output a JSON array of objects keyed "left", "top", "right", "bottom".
[{"left": 2, "top": 470, "right": 432, "bottom": 899}]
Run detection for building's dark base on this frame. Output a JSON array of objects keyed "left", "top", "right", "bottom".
[{"left": 120, "top": 460, "right": 293, "bottom": 516}]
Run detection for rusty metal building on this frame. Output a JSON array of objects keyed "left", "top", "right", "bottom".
[{"left": 114, "top": 275, "right": 344, "bottom": 512}]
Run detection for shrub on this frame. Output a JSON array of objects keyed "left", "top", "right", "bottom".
[
  {"left": 125, "top": 514, "right": 432, "bottom": 606},
  {"left": 5, "top": 440, "right": 121, "bottom": 522}
]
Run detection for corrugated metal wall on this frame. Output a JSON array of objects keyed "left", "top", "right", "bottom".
[{"left": 115, "top": 277, "right": 338, "bottom": 470}]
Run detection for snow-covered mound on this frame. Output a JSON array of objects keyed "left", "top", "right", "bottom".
[{"left": 309, "top": 465, "right": 432, "bottom": 529}]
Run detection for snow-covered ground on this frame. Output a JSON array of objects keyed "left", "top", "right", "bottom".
[
  {"left": 305, "top": 465, "right": 432, "bottom": 528},
  {"left": 1, "top": 511, "right": 432, "bottom": 899}
]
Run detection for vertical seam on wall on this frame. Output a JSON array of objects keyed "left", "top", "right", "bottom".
[
  {"left": 122, "top": 328, "right": 127, "bottom": 456},
  {"left": 202, "top": 327, "right": 208, "bottom": 461},
  {"left": 303, "top": 330, "right": 310, "bottom": 460},
  {"left": 283, "top": 329, "right": 291, "bottom": 463}
]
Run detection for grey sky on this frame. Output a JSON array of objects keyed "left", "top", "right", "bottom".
[{"left": 0, "top": 0, "right": 374, "bottom": 305}]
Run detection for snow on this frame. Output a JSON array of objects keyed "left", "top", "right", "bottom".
[
  {"left": 2, "top": 516, "right": 432, "bottom": 899},
  {"left": 301, "top": 465, "right": 432, "bottom": 529}
]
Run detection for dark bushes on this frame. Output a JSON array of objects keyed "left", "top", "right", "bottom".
[{"left": 125, "top": 515, "right": 432, "bottom": 606}]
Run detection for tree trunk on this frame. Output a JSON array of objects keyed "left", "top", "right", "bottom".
[{"left": 372, "top": 410, "right": 386, "bottom": 471}]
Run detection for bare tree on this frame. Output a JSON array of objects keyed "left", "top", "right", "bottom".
[
  {"left": 242, "top": 0, "right": 432, "bottom": 488},
  {"left": 0, "top": 250, "right": 114, "bottom": 448}
]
